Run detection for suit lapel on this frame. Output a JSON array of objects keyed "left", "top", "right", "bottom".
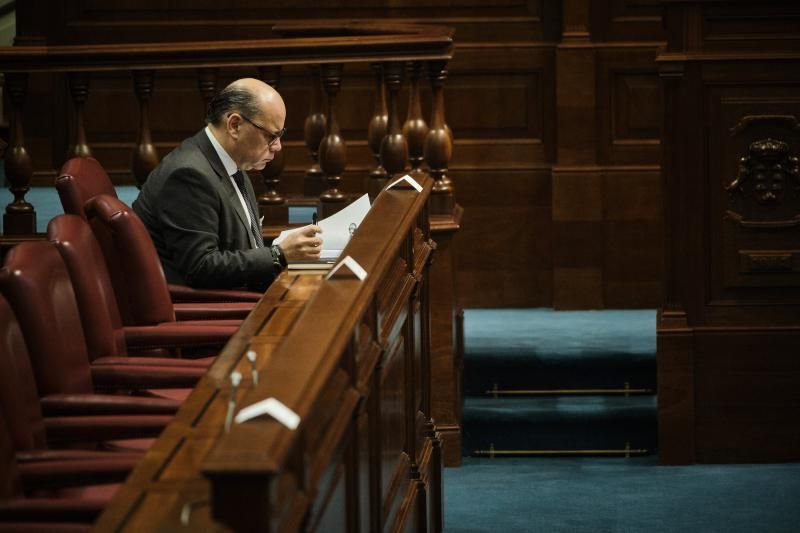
[{"left": 193, "top": 130, "right": 251, "bottom": 236}]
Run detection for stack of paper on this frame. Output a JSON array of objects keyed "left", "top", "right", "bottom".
[{"left": 274, "top": 193, "right": 371, "bottom": 269}]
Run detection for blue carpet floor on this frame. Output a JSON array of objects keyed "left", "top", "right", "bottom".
[
  {"left": 464, "top": 309, "right": 656, "bottom": 359},
  {"left": 462, "top": 309, "right": 658, "bottom": 457},
  {"left": 445, "top": 456, "right": 800, "bottom": 533},
  {"left": 464, "top": 309, "right": 656, "bottom": 393},
  {"left": 448, "top": 309, "right": 800, "bottom": 532}
]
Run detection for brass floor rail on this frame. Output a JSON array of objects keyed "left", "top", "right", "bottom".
[
  {"left": 486, "top": 383, "right": 654, "bottom": 398},
  {"left": 474, "top": 443, "right": 648, "bottom": 458}
]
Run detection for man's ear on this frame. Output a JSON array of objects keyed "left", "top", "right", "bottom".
[{"left": 227, "top": 113, "right": 242, "bottom": 139}]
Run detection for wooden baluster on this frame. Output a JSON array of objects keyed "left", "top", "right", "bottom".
[
  {"left": 403, "top": 61, "right": 429, "bottom": 179},
  {"left": 304, "top": 65, "right": 326, "bottom": 197},
  {"left": 257, "top": 65, "right": 288, "bottom": 226},
  {"left": 197, "top": 67, "right": 218, "bottom": 110},
  {"left": 424, "top": 60, "right": 454, "bottom": 215},
  {"left": 318, "top": 63, "right": 347, "bottom": 218},
  {"left": 2, "top": 73, "right": 35, "bottom": 234},
  {"left": 131, "top": 70, "right": 160, "bottom": 187},
  {"left": 67, "top": 71, "right": 92, "bottom": 159},
  {"left": 380, "top": 61, "right": 409, "bottom": 186},
  {"left": 367, "top": 62, "right": 388, "bottom": 194}
]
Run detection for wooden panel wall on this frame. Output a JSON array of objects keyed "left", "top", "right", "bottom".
[
  {"left": 551, "top": 1, "right": 664, "bottom": 309},
  {"left": 657, "top": 0, "right": 800, "bottom": 464},
  {"left": 13, "top": 0, "right": 666, "bottom": 309}
]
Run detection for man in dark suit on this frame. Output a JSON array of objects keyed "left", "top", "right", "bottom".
[{"left": 134, "top": 78, "right": 321, "bottom": 292}]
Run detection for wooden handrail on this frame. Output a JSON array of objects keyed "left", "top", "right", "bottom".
[
  {"left": 272, "top": 20, "right": 455, "bottom": 35},
  {"left": 0, "top": 24, "right": 453, "bottom": 73},
  {"left": 1, "top": 21, "right": 454, "bottom": 233}
]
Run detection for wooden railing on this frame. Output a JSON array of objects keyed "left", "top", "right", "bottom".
[
  {"left": 92, "top": 177, "right": 439, "bottom": 532},
  {"left": 0, "top": 22, "right": 454, "bottom": 233}
]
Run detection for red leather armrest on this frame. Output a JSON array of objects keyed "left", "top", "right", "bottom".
[
  {"left": 44, "top": 414, "right": 171, "bottom": 444},
  {"left": 40, "top": 393, "right": 179, "bottom": 416},
  {"left": 90, "top": 363, "right": 204, "bottom": 390},
  {"left": 122, "top": 322, "right": 238, "bottom": 351},
  {"left": 168, "top": 283, "right": 262, "bottom": 303},
  {"left": 173, "top": 301, "right": 254, "bottom": 321},
  {"left": 16, "top": 449, "right": 141, "bottom": 464},
  {"left": 17, "top": 457, "right": 137, "bottom": 491},
  {"left": 92, "top": 356, "right": 210, "bottom": 368},
  {"left": 0, "top": 498, "right": 104, "bottom": 523}
]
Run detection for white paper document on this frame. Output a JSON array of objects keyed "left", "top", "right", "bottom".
[
  {"left": 235, "top": 397, "right": 300, "bottom": 430},
  {"left": 274, "top": 193, "right": 371, "bottom": 265},
  {"left": 386, "top": 174, "right": 423, "bottom": 192},
  {"left": 325, "top": 255, "right": 368, "bottom": 281}
]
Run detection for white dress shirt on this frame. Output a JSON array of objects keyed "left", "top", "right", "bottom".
[{"left": 204, "top": 127, "right": 259, "bottom": 249}]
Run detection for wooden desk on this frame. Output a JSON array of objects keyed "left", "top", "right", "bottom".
[{"left": 93, "top": 178, "right": 442, "bottom": 532}]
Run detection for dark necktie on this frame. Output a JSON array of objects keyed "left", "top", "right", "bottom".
[{"left": 232, "top": 170, "right": 264, "bottom": 249}]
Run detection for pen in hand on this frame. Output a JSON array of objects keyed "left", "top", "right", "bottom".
[{"left": 312, "top": 212, "right": 318, "bottom": 225}]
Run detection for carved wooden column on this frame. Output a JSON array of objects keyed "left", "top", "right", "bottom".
[
  {"left": 367, "top": 62, "right": 388, "bottom": 196},
  {"left": 196, "top": 67, "right": 218, "bottom": 110},
  {"left": 424, "top": 60, "right": 454, "bottom": 216},
  {"left": 424, "top": 58, "right": 463, "bottom": 466},
  {"left": 318, "top": 63, "right": 347, "bottom": 218},
  {"left": 418, "top": 202, "right": 443, "bottom": 531},
  {"left": 67, "top": 72, "right": 92, "bottom": 159},
  {"left": 403, "top": 61, "right": 429, "bottom": 180},
  {"left": 304, "top": 66, "right": 327, "bottom": 198},
  {"left": 656, "top": 60, "right": 694, "bottom": 466},
  {"left": 131, "top": 70, "right": 160, "bottom": 187},
  {"left": 2, "top": 73, "right": 35, "bottom": 235},
  {"left": 378, "top": 61, "right": 408, "bottom": 194},
  {"left": 257, "top": 65, "right": 288, "bottom": 226}
]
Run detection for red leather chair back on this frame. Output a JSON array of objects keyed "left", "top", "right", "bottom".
[
  {"left": 48, "top": 214, "right": 126, "bottom": 361},
  {"left": 56, "top": 157, "right": 118, "bottom": 218},
  {"left": 0, "top": 409, "right": 22, "bottom": 500},
  {"left": 0, "top": 242, "right": 94, "bottom": 397},
  {"left": 84, "top": 194, "right": 176, "bottom": 326},
  {"left": 0, "top": 296, "right": 47, "bottom": 453}
]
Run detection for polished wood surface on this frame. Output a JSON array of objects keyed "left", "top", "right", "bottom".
[
  {"left": 657, "top": 0, "right": 800, "bottom": 465},
  {"left": 92, "top": 178, "right": 442, "bottom": 531},
  {"left": 429, "top": 209, "right": 464, "bottom": 467}
]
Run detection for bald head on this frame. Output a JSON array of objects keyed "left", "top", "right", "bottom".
[
  {"left": 205, "top": 78, "right": 287, "bottom": 171},
  {"left": 205, "top": 78, "right": 285, "bottom": 128}
]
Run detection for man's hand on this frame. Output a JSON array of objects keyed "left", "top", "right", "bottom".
[{"left": 279, "top": 225, "right": 323, "bottom": 262}]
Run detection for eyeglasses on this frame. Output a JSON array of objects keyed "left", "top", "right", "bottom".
[{"left": 237, "top": 113, "right": 286, "bottom": 148}]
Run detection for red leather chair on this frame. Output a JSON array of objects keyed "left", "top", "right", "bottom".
[
  {"left": 0, "top": 406, "right": 137, "bottom": 532},
  {"left": 0, "top": 293, "right": 168, "bottom": 456},
  {"left": 55, "top": 157, "right": 117, "bottom": 218},
  {"left": 56, "top": 156, "right": 261, "bottom": 304},
  {"left": 85, "top": 194, "right": 254, "bottom": 328},
  {"left": 0, "top": 286, "right": 172, "bottom": 462},
  {"left": 47, "top": 214, "right": 226, "bottom": 363},
  {"left": 0, "top": 242, "right": 195, "bottom": 414}
]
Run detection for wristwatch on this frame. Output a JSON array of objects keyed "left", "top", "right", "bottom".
[{"left": 270, "top": 244, "right": 288, "bottom": 269}]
